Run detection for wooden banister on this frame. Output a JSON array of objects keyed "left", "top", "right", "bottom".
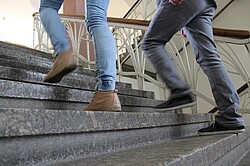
[
  {"left": 107, "top": 17, "right": 250, "bottom": 39},
  {"left": 213, "top": 28, "right": 250, "bottom": 39},
  {"left": 33, "top": 12, "right": 250, "bottom": 39}
]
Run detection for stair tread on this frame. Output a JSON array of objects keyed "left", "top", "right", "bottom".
[
  {"left": 236, "top": 148, "right": 250, "bottom": 166},
  {"left": 0, "top": 79, "right": 161, "bottom": 108},
  {"left": 0, "top": 108, "right": 210, "bottom": 137},
  {"left": 0, "top": 54, "right": 97, "bottom": 77},
  {"left": 55, "top": 128, "right": 250, "bottom": 166},
  {"left": 0, "top": 41, "right": 53, "bottom": 62}
]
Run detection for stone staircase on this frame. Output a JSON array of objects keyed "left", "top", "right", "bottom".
[{"left": 0, "top": 41, "right": 249, "bottom": 166}]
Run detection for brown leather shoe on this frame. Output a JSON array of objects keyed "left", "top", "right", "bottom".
[
  {"left": 44, "top": 50, "right": 77, "bottom": 83},
  {"left": 84, "top": 90, "right": 122, "bottom": 112}
]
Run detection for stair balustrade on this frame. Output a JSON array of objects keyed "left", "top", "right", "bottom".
[{"left": 32, "top": 12, "right": 250, "bottom": 115}]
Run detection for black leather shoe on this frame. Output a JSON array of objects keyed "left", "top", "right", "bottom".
[
  {"left": 153, "top": 94, "right": 195, "bottom": 111},
  {"left": 198, "top": 122, "right": 245, "bottom": 136}
]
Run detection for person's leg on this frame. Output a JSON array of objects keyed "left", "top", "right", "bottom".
[
  {"left": 39, "top": 0, "right": 77, "bottom": 83},
  {"left": 141, "top": 0, "right": 201, "bottom": 110},
  {"left": 39, "top": 0, "right": 68, "bottom": 53},
  {"left": 84, "top": 0, "right": 121, "bottom": 111},
  {"left": 183, "top": 0, "right": 244, "bottom": 135}
]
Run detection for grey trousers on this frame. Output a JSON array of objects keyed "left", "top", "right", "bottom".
[{"left": 141, "top": 0, "right": 244, "bottom": 127}]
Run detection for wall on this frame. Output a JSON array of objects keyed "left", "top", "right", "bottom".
[
  {"left": 213, "top": 0, "right": 250, "bottom": 30},
  {"left": 0, "top": 0, "right": 130, "bottom": 48},
  {"left": 4, "top": 0, "right": 248, "bottom": 47},
  {"left": 0, "top": 0, "right": 38, "bottom": 47}
]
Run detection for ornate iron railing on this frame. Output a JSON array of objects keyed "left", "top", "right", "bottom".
[{"left": 32, "top": 12, "right": 250, "bottom": 114}]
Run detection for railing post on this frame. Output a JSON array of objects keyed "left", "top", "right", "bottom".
[{"left": 63, "top": 0, "right": 85, "bottom": 15}]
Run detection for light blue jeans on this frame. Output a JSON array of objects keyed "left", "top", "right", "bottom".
[
  {"left": 141, "top": 0, "right": 244, "bottom": 127},
  {"left": 39, "top": 0, "right": 116, "bottom": 90}
]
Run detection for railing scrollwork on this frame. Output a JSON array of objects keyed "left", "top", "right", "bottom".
[{"left": 33, "top": 12, "right": 250, "bottom": 114}]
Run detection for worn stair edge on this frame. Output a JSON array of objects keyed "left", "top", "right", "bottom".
[
  {"left": 212, "top": 135, "right": 250, "bottom": 166},
  {"left": 0, "top": 65, "right": 154, "bottom": 99},
  {"left": 235, "top": 141, "right": 250, "bottom": 166},
  {"left": 0, "top": 97, "right": 158, "bottom": 113},
  {"left": 0, "top": 108, "right": 211, "bottom": 137},
  {"left": 0, "top": 60, "right": 134, "bottom": 93},
  {"left": 0, "top": 46, "right": 52, "bottom": 69},
  {"left": 0, "top": 56, "right": 132, "bottom": 91},
  {"left": 0, "top": 41, "right": 53, "bottom": 61},
  {"left": 0, "top": 41, "right": 96, "bottom": 72},
  {"left": 0, "top": 54, "right": 96, "bottom": 79},
  {"left": 0, "top": 122, "right": 209, "bottom": 166},
  {"left": 54, "top": 128, "right": 250, "bottom": 166},
  {"left": 0, "top": 80, "right": 161, "bottom": 108}
]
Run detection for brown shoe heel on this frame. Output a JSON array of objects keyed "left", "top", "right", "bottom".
[
  {"left": 84, "top": 90, "right": 121, "bottom": 112},
  {"left": 44, "top": 63, "right": 77, "bottom": 83},
  {"left": 44, "top": 50, "right": 77, "bottom": 83}
]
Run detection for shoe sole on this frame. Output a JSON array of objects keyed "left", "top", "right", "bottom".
[
  {"left": 198, "top": 128, "right": 245, "bottom": 136},
  {"left": 111, "top": 104, "right": 122, "bottom": 112},
  {"left": 44, "top": 65, "right": 77, "bottom": 83},
  {"left": 154, "top": 101, "right": 196, "bottom": 112},
  {"left": 84, "top": 104, "right": 122, "bottom": 112}
]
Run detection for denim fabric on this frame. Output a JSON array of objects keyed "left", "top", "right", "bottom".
[
  {"left": 141, "top": 0, "right": 244, "bottom": 127},
  {"left": 85, "top": 0, "right": 116, "bottom": 90},
  {"left": 39, "top": 0, "right": 69, "bottom": 54},
  {"left": 39, "top": 0, "right": 116, "bottom": 90}
]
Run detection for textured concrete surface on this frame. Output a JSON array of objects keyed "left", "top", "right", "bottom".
[
  {"left": 54, "top": 129, "right": 250, "bottom": 166},
  {"left": 0, "top": 108, "right": 210, "bottom": 137},
  {"left": 236, "top": 149, "right": 250, "bottom": 166},
  {"left": 0, "top": 123, "right": 208, "bottom": 166},
  {"left": 0, "top": 96, "right": 86, "bottom": 111},
  {"left": 0, "top": 59, "right": 155, "bottom": 99},
  {"left": 214, "top": 137, "right": 250, "bottom": 166},
  {"left": 0, "top": 96, "right": 159, "bottom": 113},
  {"left": 0, "top": 79, "right": 159, "bottom": 105}
]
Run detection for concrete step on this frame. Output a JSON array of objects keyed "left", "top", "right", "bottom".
[
  {"left": 53, "top": 128, "right": 250, "bottom": 166},
  {"left": 0, "top": 53, "right": 96, "bottom": 78},
  {"left": 0, "top": 108, "right": 211, "bottom": 166},
  {"left": 0, "top": 79, "right": 161, "bottom": 112},
  {"left": 0, "top": 42, "right": 56, "bottom": 72},
  {"left": 236, "top": 147, "right": 250, "bottom": 166},
  {"left": 0, "top": 41, "right": 98, "bottom": 75},
  {"left": 0, "top": 41, "right": 53, "bottom": 62}
]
